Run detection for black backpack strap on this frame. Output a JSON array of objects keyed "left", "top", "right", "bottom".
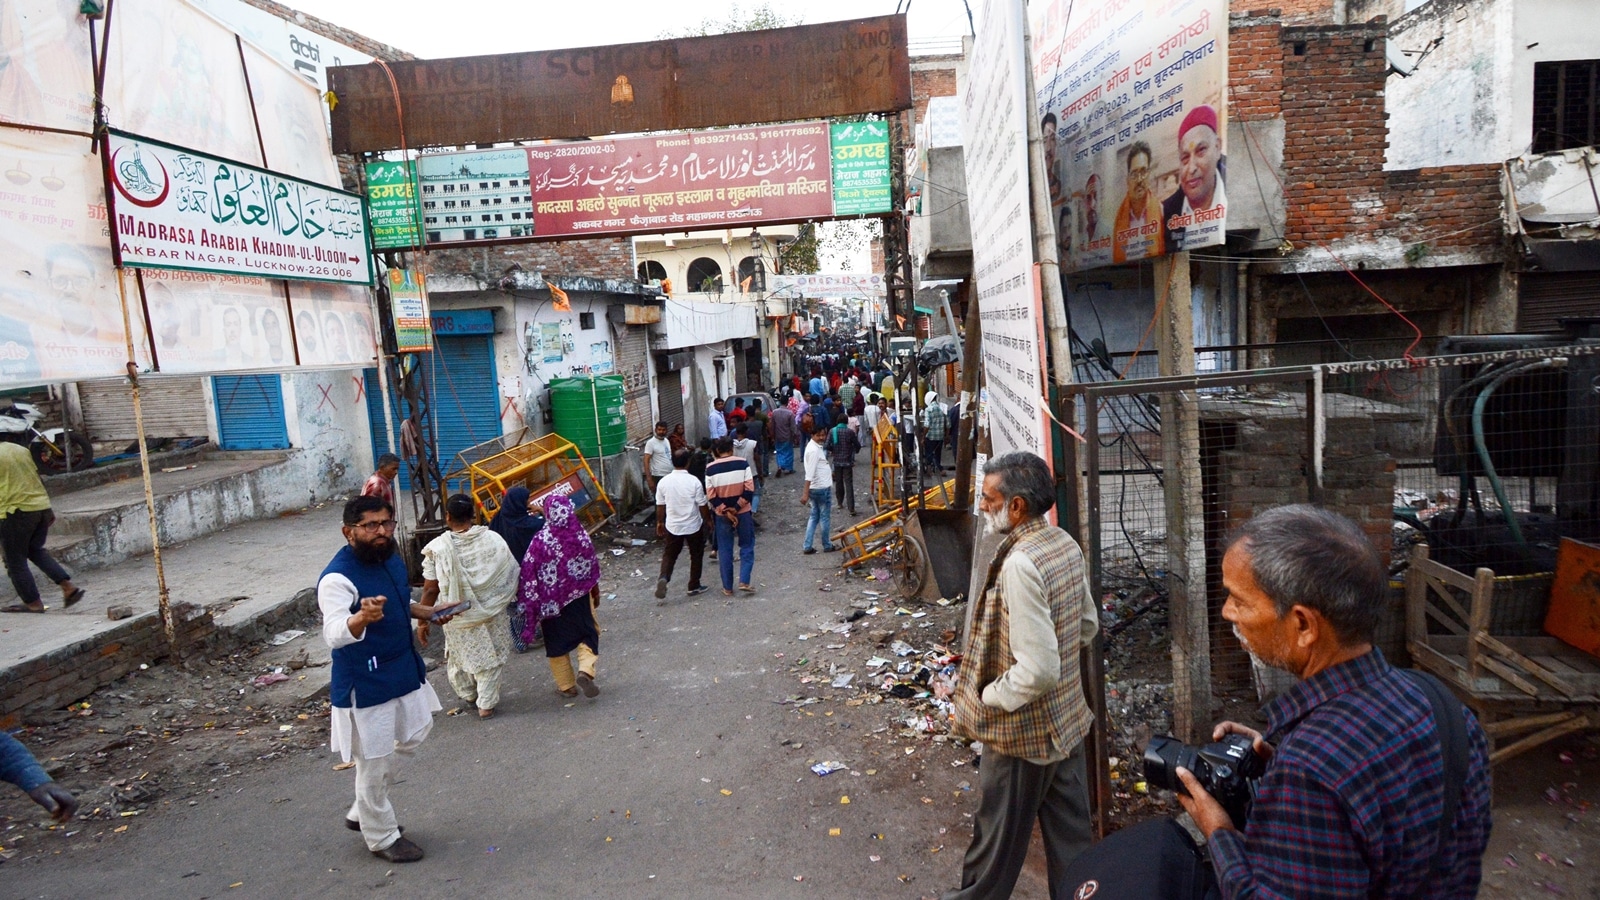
[{"left": 1402, "top": 669, "right": 1469, "bottom": 874}]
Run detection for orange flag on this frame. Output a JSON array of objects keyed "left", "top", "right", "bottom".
[{"left": 549, "top": 284, "right": 571, "bottom": 311}]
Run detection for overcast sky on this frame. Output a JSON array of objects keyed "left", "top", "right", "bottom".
[{"left": 281, "top": 0, "right": 975, "bottom": 59}]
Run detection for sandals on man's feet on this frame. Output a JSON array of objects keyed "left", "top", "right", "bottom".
[{"left": 1, "top": 603, "right": 45, "bottom": 613}]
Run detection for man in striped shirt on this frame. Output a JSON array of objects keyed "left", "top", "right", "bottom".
[{"left": 704, "top": 438, "right": 756, "bottom": 595}]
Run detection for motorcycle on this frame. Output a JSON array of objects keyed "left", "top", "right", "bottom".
[{"left": 0, "top": 399, "right": 95, "bottom": 473}]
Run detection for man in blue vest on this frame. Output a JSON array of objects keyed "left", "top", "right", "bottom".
[{"left": 319, "top": 495, "right": 444, "bottom": 863}]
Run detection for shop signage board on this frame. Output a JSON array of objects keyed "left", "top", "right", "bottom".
[
  {"left": 376, "top": 120, "right": 892, "bottom": 250},
  {"left": 365, "top": 160, "right": 421, "bottom": 249},
  {"left": 105, "top": 130, "right": 371, "bottom": 285},
  {"left": 386, "top": 267, "right": 431, "bottom": 352}
]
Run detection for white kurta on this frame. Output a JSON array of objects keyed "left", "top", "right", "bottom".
[{"left": 318, "top": 573, "right": 441, "bottom": 762}]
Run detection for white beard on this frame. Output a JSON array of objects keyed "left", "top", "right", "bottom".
[
  {"left": 983, "top": 509, "right": 1013, "bottom": 535},
  {"left": 1234, "top": 623, "right": 1282, "bottom": 671}
]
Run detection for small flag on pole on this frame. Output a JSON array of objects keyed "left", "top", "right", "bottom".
[{"left": 549, "top": 284, "right": 571, "bottom": 311}]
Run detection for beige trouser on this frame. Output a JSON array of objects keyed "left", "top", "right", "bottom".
[
  {"left": 347, "top": 719, "right": 432, "bottom": 851},
  {"left": 548, "top": 644, "right": 598, "bottom": 692},
  {"left": 446, "top": 659, "right": 504, "bottom": 710}
]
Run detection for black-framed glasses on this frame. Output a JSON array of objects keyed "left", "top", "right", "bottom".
[{"left": 354, "top": 519, "right": 397, "bottom": 533}]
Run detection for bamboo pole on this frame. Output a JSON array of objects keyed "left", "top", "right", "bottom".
[{"left": 114, "top": 267, "right": 175, "bottom": 647}]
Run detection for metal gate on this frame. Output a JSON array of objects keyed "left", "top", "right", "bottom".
[
  {"left": 1519, "top": 272, "right": 1600, "bottom": 331},
  {"left": 426, "top": 334, "right": 501, "bottom": 488},
  {"left": 79, "top": 376, "right": 209, "bottom": 441},
  {"left": 212, "top": 375, "right": 289, "bottom": 450},
  {"left": 614, "top": 323, "right": 653, "bottom": 440},
  {"left": 656, "top": 367, "right": 683, "bottom": 432}
]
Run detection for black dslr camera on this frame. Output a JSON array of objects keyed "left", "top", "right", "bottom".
[{"left": 1143, "top": 732, "right": 1265, "bottom": 826}]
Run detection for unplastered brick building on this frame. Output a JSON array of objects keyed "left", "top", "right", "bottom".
[{"left": 1221, "top": 2, "right": 1519, "bottom": 366}]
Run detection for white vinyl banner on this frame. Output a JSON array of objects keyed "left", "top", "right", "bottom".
[
  {"left": 286, "top": 280, "right": 379, "bottom": 368},
  {"left": 240, "top": 42, "right": 342, "bottom": 187},
  {"left": 0, "top": 129, "right": 151, "bottom": 385},
  {"left": 768, "top": 273, "right": 886, "bottom": 298},
  {"left": 1033, "top": 0, "right": 1229, "bottom": 271},
  {"left": 103, "top": 0, "right": 263, "bottom": 166},
  {"left": 0, "top": 0, "right": 96, "bottom": 132},
  {"left": 140, "top": 268, "right": 293, "bottom": 373},
  {"left": 106, "top": 131, "right": 371, "bottom": 285},
  {"left": 963, "top": 0, "right": 1048, "bottom": 459}
]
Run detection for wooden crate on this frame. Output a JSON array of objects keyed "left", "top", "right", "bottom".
[{"left": 1405, "top": 544, "right": 1600, "bottom": 764}]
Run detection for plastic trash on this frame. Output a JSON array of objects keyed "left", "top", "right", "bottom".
[
  {"left": 270, "top": 630, "right": 305, "bottom": 646},
  {"left": 890, "top": 641, "right": 916, "bottom": 657},
  {"left": 832, "top": 673, "right": 855, "bottom": 688},
  {"left": 811, "top": 761, "right": 846, "bottom": 776}
]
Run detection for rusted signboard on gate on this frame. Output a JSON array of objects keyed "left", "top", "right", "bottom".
[{"left": 327, "top": 15, "right": 910, "bottom": 154}]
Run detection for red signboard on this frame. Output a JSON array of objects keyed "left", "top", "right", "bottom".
[{"left": 526, "top": 122, "right": 834, "bottom": 239}]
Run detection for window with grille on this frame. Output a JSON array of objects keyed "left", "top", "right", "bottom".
[{"left": 1533, "top": 60, "right": 1598, "bottom": 153}]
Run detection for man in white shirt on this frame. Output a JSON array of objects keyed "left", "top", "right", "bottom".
[
  {"left": 654, "top": 449, "right": 711, "bottom": 600},
  {"left": 318, "top": 495, "right": 445, "bottom": 863},
  {"left": 800, "top": 428, "right": 837, "bottom": 554},
  {"left": 732, "top": 424, "right": 762, "bottom": 514},
  {"left": 642, "top": 421, "right": 675, "bottom": 493}
]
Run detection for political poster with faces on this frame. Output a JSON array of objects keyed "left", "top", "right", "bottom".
[
  {"left": 139, "top": 268, "right": 292, "bottom": 374},
  {"left": 287, "top": 280, "right": 378, "bottom": 369},
  {"left": 1033, "top": 0, "right": 1228, "bottom": 272},
  {"left": 0, "top": 129, "right": 151, "bottom": 387}
]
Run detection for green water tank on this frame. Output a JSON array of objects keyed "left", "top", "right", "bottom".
[{"left": 548, "top": 375, "right": 627, "bottom": 459}]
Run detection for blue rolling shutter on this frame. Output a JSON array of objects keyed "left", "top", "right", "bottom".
[
  {"left": 363, "top": 367, "right": 412, "bottom": 491},
  {"left": 427, "top": 334, "right": 500, "bottom": 492},
  {"left": 212, "top": 375, "right": 289, "bottom": 450}
]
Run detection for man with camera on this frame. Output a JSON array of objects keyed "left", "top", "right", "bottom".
[
  {"left": 942, "top": 452, "right": 1099, "bottom": 900},
  {"left": 1173, "top": 505, "right": 1492, "bottom": 898}
]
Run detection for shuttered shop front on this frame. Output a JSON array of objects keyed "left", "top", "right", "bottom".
[
  {"left": 212, "top": 375, "right": 289, "bottom": 450},
  {"left": 615, "top": 323, "right": 652, "bottom": 440},
  {"left": 1519, "top": 272, "right": 1600, "bottom": 331},
  {"left": 78, "top": 376, "right": 209, "bottom": 442}
]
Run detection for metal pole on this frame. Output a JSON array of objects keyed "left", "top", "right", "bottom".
[
  {"left": 114, "top": 268, "right": 175, "bottom": 648},
  {"left": 952, "top": 296, "right": 983, "bottom": 510}
]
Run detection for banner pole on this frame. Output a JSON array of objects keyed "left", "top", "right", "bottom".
[{"left": 114, "top": 267, "right": 175, "bottom": 648}]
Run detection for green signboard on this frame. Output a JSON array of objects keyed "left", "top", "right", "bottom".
[
  {"left": 829, "top": 122, "right": 892, "bottom": 217},
  {"left": 364, "top": 160, "right": 421, "bottom": 250}
]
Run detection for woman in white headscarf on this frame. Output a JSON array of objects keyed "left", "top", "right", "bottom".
[{"left": 420, "top": 494, "right": 518, "bottom": 718}]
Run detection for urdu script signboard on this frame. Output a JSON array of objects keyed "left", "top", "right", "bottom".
[{"left": 106, "top": 130, "right": 372, "bottom": 286}]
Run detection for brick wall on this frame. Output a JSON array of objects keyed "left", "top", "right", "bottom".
[
  {"left": 0, "top": 591, "right": 318, "bottom": 728},
  {"left": 1202, "top": 399, "right": 1399, "bottom": 694},
  {"left": 911, "top": 58, "right": 960, "bottom": 128},
  {"left": 1229, "top": 0, "right": 1339, "bottom": 22},
  {"left": 1273, "top": 21, "right": 1505, "bottom": 257},
  {"left": 1228, "top": 17, "right": 1285, "bottom": 119},
  {"left": 421, "top": 238, "right": 637, "bottom": 282}
]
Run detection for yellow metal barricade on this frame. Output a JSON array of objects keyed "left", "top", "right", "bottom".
[{"left": 444, "top": 428, "right": 615, "bottom": 534}]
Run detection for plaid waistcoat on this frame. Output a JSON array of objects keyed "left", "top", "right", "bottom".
[{"left": 953, "top": 517, "right": 1094, "bottom": 760}]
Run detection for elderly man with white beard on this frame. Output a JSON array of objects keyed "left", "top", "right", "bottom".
[{"left": 939, "top": 452, "right": 1100, "bottom": 900}]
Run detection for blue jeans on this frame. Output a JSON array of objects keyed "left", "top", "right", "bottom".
[
  {"left": 805, "top": 488, "right": 834, "bottom": 551},
  {"left": 714, "top": 512, "right": 756, "bottom": 589}
]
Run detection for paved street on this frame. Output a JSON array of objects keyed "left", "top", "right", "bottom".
[{"left": 0, "top": 467, "right": 1046, "bottom": 900}]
